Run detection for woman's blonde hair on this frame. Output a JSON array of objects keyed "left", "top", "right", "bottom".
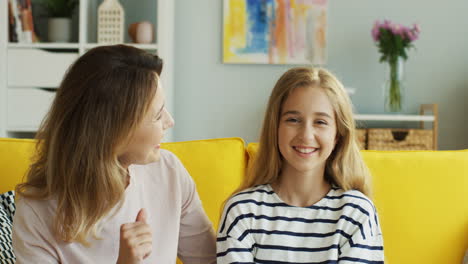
[
  {"left": 240, "top": 67, "right": 371, "bottom": 196},
  {"left": 16, "top": 45, "right": 163, "bottom": 245}
]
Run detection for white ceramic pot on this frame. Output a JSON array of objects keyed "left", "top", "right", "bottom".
[{"left": 48, "top": 18, "right": 72, "bottom": 42}]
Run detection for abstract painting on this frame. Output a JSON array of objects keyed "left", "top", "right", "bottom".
[{"left": 223, "top": 0, "right": 328, "bottom": 65}]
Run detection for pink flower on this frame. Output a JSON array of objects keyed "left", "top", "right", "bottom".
[
  {"left": 372, "top": 21, "right": 381, "bottom": 41},
  {"left": 406, "top": 29, "right": 415, "bottom": 41},
  {"left": 371, "top": 20, "right": 420, "bottom": 44},
  {"left": 391, "top": 24, "right": 403, "bottom": 35},
  {"left": 382, "top": 20, "right": 392, "bottom": 30},
  {"left": 400, "top": 27, "right": 410, "bottom": 40}
]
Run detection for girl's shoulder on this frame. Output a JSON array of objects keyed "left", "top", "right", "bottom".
[
  {"left": 221, "top": 184, "right": 276, "bottom": 217},
  {"left": 218, "top": 185, "right": 272, "bottom": 235},
  {"left": 326, "top": 188, "right": 378, "bottom": 220},
  {"left": 227, "top": 184, "right": 273, "bottom": 204},
  {"left": 329, "top": 188, "right": 374, "bottom": 204}
]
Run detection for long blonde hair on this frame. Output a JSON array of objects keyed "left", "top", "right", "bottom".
[
  {"left": 16, "top": 45, "right": 163, "bottom": 245},
  {"left": 240, "top": 67, "right": 371, "bottom": 196}
]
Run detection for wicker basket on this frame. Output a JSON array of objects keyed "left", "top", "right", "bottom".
[
  {"left": 355, "top": 129, "right": 367, "bottom": 150},
  {"left": 367, "top": 128, "right": 433, "bottom": 150}
]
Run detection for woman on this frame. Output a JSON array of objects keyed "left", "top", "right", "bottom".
[{"left": 13, "top": 45, "right": 216, "bottom": 264}]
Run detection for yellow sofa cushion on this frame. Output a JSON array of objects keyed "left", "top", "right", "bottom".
[
  {"left": 161, "top": 138, "right": 245, "bottom": 229},
  {"left": 0, "top": 138, "right": 36, "bottom": 194},
  {"left": 247, "top": 143, "right": 468, "bottom": 264},
  {"left": 362, "top": 150, "right": 468, "bottom": 264}
]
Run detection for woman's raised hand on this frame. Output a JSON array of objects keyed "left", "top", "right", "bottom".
[{"left": 117, "top": 209, "right": 153, "bottom": 264}]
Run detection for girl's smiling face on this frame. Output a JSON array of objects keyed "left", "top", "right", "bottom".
[{"left": 278, "top": 86, "right": 337, "bottom": 174}]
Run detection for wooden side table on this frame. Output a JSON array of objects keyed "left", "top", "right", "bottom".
[{"left": 354, "top": 104, "right": 438, "bottom": 150}]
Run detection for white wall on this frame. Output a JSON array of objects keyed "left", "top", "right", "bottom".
[{"left": 173, "top": 0, "right": 468, "bottom": 149}]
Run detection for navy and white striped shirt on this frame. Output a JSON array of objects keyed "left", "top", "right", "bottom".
[{"left": 217, "top": 184, "right": 384, "bottom": 264}]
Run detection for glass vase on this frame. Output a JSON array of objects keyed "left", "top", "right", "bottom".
[{"left": 383, "top": 57, "right": 405, "bottom": 113}]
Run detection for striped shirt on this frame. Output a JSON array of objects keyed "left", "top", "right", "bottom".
[{"left": 217, "top": 184, "right": 384, "bottom": 264}]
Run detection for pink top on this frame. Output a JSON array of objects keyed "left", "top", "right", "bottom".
[{"left": 12, "top": 150, "right": 216, "bottom": 264}]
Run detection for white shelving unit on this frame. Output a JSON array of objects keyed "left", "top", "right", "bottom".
[
  {"left": 0, "top": 0, "right": 7, "bottom": 139},
  {"left": 7, "top": 43, "right": 80, "bottom": 49},
  {"left": 0, "top": 0, "right": 174, "bottom": 141}
]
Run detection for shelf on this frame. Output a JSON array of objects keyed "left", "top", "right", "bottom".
[
  {"left": 8, "top": 43, "right": 80, "bottom": 49},
  {"left": 7, "top": 43, "right": 158, "bottom": 51},
  {"left": 7, "top": 127, "right": 38, "bottom": 132},
  {"left": 354, "top": 114, "right": 435, "bottom": 122}
]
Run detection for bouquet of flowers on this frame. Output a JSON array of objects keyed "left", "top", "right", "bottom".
[{"left": 372, "top": 20, "right": 420, "bottom": 112}]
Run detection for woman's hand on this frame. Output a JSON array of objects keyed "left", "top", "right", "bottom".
[{"left": 117, "top": 209, "right": 152, "bottom": 264}]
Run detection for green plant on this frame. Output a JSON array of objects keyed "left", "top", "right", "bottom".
[{"left": 41, "top": 0, "right": 79, "bottom": 18}]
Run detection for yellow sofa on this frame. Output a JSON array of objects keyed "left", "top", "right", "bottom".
[{"left": 1, "top": 137, "right": 467, "bottom": 264}]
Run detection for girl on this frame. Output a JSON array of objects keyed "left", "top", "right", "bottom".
[
  {"left": 12, "top": 45, "right": 216, "bottom": 264},
  {"left": 217, "top": 67, "right": 384, "bottom": 263}
]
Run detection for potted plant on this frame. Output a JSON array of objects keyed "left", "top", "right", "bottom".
[
  {"left": 372, "top": 20, "right": 420, "bottom": 112},
  {"left": 41, "top": 0, "right": 78, "bottom": 42}
]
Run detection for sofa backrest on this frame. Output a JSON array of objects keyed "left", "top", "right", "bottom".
[
  {"left": 0, "top": 138, "right": 36, "bottom": 194},
  {"left": 247, "top": 142, "right": 468, "bottom": 264},
  {"left": 2, "top": 138, "right": 467, "bottom": 264},
  {"left": 161, "top": 138, "right": 246, "bottom": 228}
]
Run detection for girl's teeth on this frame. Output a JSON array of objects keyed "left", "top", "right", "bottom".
[{"left": 295, "top": 147, "right": 316, "bottom": 154}]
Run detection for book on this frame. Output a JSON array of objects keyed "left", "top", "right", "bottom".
[
  {"left": 11, "top": 0, "right": 38, "bottom": 43},
  {"left": 8, "top": 1, "right": 18, "bottom": 42},
  {"left": 8, "top": 0, "right": 22, "bottom": 42}
]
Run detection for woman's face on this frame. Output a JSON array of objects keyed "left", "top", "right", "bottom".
[{"left": 119, "top": 80, "right": 174, "bottom": 168}]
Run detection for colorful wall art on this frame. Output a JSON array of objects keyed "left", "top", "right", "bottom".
[{"left": 223, "top": 0, "right": 328, "bottom": 65}]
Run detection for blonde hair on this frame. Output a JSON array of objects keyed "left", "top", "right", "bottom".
[
  {"left": 240, "top": 67, "right": 371, "bottom": 196},
  {"left": 16, "top": 45, "right": 163, "bottom": 245}
]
